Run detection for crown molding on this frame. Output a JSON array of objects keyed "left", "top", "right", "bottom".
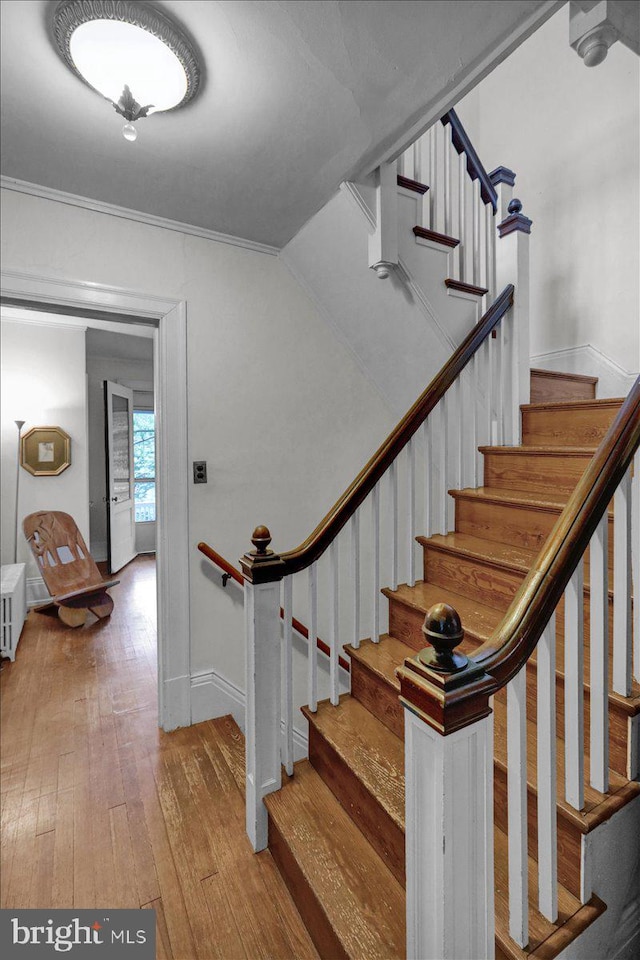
[{"left": 0, "top": 176, "right": 280, "bottom": 257}]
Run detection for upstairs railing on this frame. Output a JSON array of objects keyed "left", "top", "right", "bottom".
[
  {"left": 398, "top": 376, "right": 640, "bottom": 957},
  {"left": 397, "top": 108, "right": 500, "bottom": 300}
]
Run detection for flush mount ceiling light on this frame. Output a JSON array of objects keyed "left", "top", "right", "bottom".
[{"left": 52, "top": 0, "right": 201, "bottom": 142}]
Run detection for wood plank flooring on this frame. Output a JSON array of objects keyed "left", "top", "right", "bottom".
[{"left": 1, "top": 556, "right": 318, "bottom": 960}]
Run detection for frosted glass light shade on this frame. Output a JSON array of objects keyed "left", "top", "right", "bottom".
[{"left": 70, "top": 20, "right": 187, "bottom": 112}]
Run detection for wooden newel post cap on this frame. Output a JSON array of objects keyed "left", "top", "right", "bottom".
[
  {"left": 250, "top": 525, "right": 272, "bottom": 556},
  {"left": 508, "top": 198, "right": 523, "bottom": 214},
  {"left": 240, "top": 525, "right": 285, "bottom": 584},
  {"left": 417, "top": 602, "right": 469, "bottom": 673}
]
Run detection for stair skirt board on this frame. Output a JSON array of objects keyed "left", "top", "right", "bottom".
[{"left": 261, "top": 369, "right": 638, "bottom": 960}]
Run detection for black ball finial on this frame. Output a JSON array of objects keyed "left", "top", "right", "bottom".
[
  {"left": 417, "top": 602, "right": 468, "bottom": 673},
  {"left": 508, "top": 198, "right": 523, "bottom": 215}
]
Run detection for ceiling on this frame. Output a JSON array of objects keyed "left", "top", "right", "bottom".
[{"left": 1, "top": 1, "right": 555, "bottom": 248}]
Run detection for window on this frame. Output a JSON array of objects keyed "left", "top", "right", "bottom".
[{"left": 133, "top": 410, "right": 156, "bottom": 522}]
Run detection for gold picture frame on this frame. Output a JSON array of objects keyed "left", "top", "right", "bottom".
[{"left": 20, "top": 426, "right": 72, "bottom": 476}]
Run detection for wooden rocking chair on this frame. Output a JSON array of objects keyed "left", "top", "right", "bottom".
[{"left": 23, "top": 511, "right": 119, "bottom": 627}]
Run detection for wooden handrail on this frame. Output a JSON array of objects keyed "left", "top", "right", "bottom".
[
  {"left": 198, "top": 541, "right": 244, "bottom": 586},
  {"left": 197, "top": 540, "right": 350, "bottom": 672},
  {"left": 442, "top": 108, "right": 498, "bottom": 212},
  {"left": 472, "top": 374, "right": 640, "bottom": 688},
  {"left": 274, "top": 284, "right": 514, "bottom": 577}
]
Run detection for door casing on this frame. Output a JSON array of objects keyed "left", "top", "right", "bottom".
[{"left": 1, "top": 269, "right": 191, "bottom": 731}]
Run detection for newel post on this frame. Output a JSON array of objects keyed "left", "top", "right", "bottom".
[
  {"left": 397, "top": 604, "right": 496, "bottom": 960},
  {"left": 368, "top": 159, "right": 399, "bottom": 279},
  {"left": 491, "top": 167, "right": 532, "bottom": 445},
  {"left": 240, "top": 525, "right": 285, "bottom": 851}
]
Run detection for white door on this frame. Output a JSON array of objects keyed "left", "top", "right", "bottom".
[{"left": 105, "top": 380, "right": 137, "bottom": 574}]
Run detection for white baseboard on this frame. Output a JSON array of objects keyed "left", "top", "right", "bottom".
[
  {"left": 531, "top": 344, "right": 637, "bottom": 399},
  {"left": 190, "top": 668, "right": 309, "bottom": 760}
]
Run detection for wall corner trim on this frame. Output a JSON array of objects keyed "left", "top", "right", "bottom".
[{"left": 0, "top": 176, "right": 280, "bottom": 257}]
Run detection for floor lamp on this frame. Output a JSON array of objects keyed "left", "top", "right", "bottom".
[{"left": 14, "top": 420, "right": 24, "bottom": 565}]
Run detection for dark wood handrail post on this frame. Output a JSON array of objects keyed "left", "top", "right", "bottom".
[
  {"left": 240, "top": 525, "right": 286, "bottom": 851},
  {"left": 397, "top": 603, "right": 496, "bottom": 959}
]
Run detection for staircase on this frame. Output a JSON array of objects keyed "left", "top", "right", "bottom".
[{"left": 264, "top": 369, "right": 639, "bottom": 960}]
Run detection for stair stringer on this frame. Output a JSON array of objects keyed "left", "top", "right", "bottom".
[{"left": 281, "top": 182, "right": 481, "bottom": 419}]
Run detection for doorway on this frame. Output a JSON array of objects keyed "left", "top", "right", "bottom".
[{"left": 0, "top": 270, "right": 190, "bottom": 731}]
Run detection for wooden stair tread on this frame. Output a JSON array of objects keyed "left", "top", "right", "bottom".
[
  {"left": 420, "top": 531, "right": 538, "bottom": 572},
  {"left": 530, "top": 369, "right": 598, "bottom": 385},
  {"left": 444, "top": 278, "right": 488, "bottom": 296},
  {"left": 493, "top": 825, "right": 606, "bottom": 959},
  {"left": 479, "top": 445, "right": 596, "bottom": 456},
  {"left": 396, "top": 174, "right": 429, "bottom": 194},
  {"left": 302, "top": 696, "right": 405, "bottom": 832},
  {"left": 413, "top": 225, "right": 460, "bottom": 247},
  {"left": 345, "top": 634, "right": 411, "bottom": 691},
  {"left": 450, "top": 485, "right": 571, "bottom": 510},
  {"left": 492, "top": 697, "right": 640, "bottom": 832},
  {"left": 521, "top": 398, "right": 625, "bottom": 413},
  {"left": 264, "top": 759, "right": 405, "bottom": 959},
  {"left": 384, "top": 579, "right": 501, "bottom": 645},
  {"left": 419, "top": 531, "right": 616, "bottom": 597}
]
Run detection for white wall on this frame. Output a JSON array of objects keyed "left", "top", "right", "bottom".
[
  {"left": 1, "top": 188, "right": 395, "bottom": 715},
  {"left": 457, "top": 6, "right": 639, "bottom": 381},
  {"left": 0, "top": 317, "right": 90, "bottom": 583}
]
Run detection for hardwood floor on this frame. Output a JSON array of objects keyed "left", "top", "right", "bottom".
[{"left": 1, "top": 556, "right": 318, "bottom": 960}]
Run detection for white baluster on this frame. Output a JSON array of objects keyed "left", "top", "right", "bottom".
[
  {"left": 433, "top": 122, "right": 446, "bottom": 235},
  {"left": 351, "top": 512, "right": 361, "bottom": 649},
  {"left": 444, "top": 126, "right": 452, "bottom": 236},
  {"left": 428, "top": 126, "right": 438, "bottom": 233},
  {"left": 485, "top": 204, "right": 495, "bottom": 302},
  {"left": 372, "top": 483, "right": 380, "bottom": 642},
  {"left": 438, "top": 397, "right": 449, "bottom": 535},
  {"left": 407, "top": 438, "right": 417, "bottom": 588},
  {"left": 473, "top": 353, "right": 481, "bottom": 486},
  {"left": 281, "top": 576, "right": 294, "bottom": 776},
  {"left": 417, "top": 137, "right": 431, "bottom": 228},
  {"left": 507, "top": 667, "right": 529, "bottom": 947},
  {"left": 497, "top": 319, "right": 505, "bottom": 445},
  {"left": 329, "top": 538, "right": 340, "bottom": 705},
  {"left": 565, "top": 562, "right": 585, "bottom": 810},
  {"left": 390, "top": 460, "right": 399, "bottom": 591},
  {"left": 537, "top": 613, "right": 558, "bottom": 922},
  {"left": 472, "top": 179, "right": 481, "bottom": 286},
  {"left": 424, "top": 418, "right": 433, "bottom": 537},
  {"left": 613, "top": 470, "right": 632, "bottom": 696},
  {"left": 458, "top": 152, "right": 467, "bottom": 282},
  {"left": 463, "top": 169, "right": 474, "bottom": 283},
  {"left": 485, "top": 337, "right": 493, "bottom": 449},
  {"left": 633, "top": 450, "right": 640, "bottom": 684},
  {"left": 590, "top": 514, "right": 609, "bottom": 792},
  {"left": 397, "top": 149, "right": 406, "bottom": 178},
  {"left": 308, "top": 563, "right": 318, "bottom": 712},
  {"left": 454, "top": 377, "right": 463, "bottom": 497}
]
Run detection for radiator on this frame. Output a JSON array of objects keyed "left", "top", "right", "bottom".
[{"left": 1, "top": 563, "right": 27, "bottom": 662}]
